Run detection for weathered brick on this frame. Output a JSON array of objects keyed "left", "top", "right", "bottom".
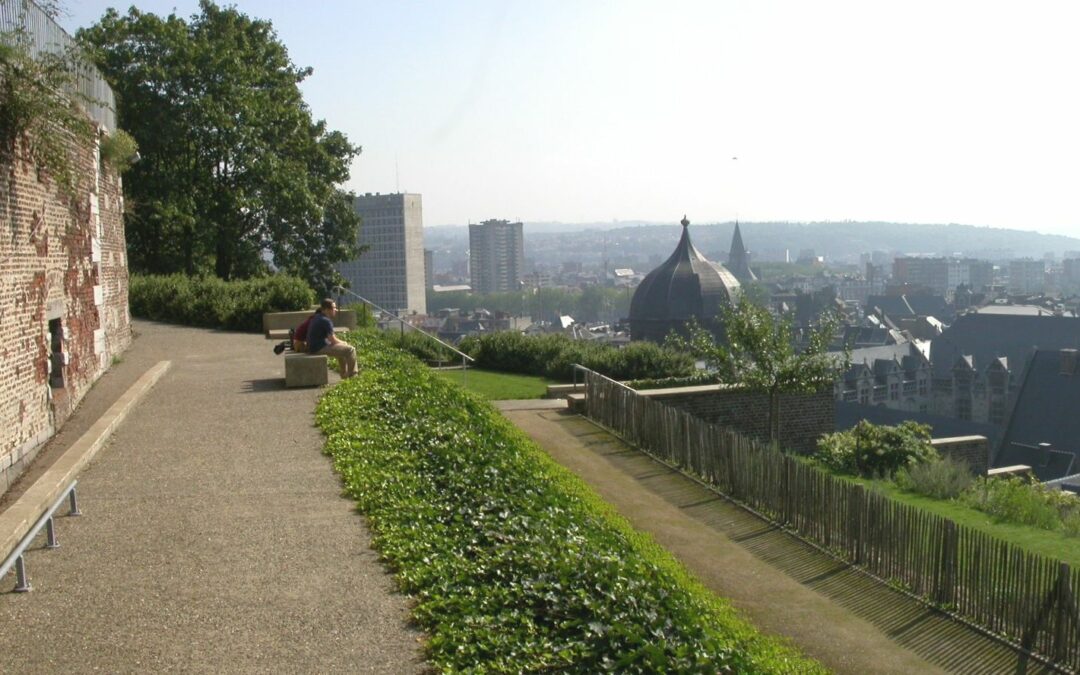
[{"left": 0, "top": 129, "right": 131, "bottom": 496}]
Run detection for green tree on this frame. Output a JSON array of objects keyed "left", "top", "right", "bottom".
[
  {"left": 667, "top": 296, "right": 847, "bottom": 445},
  {"left": 78, "top": 2, "right": 362, "bottom": 291}
]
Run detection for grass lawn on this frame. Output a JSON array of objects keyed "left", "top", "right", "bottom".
[
  {"left": 846, "top": 475, "right": 1080, "bottom": 567},
  {"left": 434, "top": 368, "right": 556, "bottom": 400}
]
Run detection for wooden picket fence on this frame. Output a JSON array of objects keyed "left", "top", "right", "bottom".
[{"left": 584, "top": 368, "right": 1080, "bottom": 672}]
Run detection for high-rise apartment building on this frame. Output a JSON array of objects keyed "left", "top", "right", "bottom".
[
  {"left": 892, "top": 257, "right": 994, "bottom": 295},
  {"left": 1008, "top": 258, "right": 1047, "bottom": 294},
  {"left": 469, "top": 219, "right": 525, "bottom": 293},
  {"left": 337, "top": 193, "right": 427, "bottom": 315}
]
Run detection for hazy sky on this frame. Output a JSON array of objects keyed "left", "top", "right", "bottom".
[{"left": 61, "top": 1, "right": 1080, "bottom": 237}]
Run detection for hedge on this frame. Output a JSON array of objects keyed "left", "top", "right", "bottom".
[
  {"left": 129, "top": 273, "right": 315, "bottom": 332},
  {"left": 316, "top": 330, "right": 823, "bottom": 673},
  {"left": 459, "top": 332, "right": 695, "bottom": 382}
]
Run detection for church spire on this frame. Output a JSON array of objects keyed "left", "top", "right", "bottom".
[{"left": 727, "top": 221, "right": 757, "bottom": 283}]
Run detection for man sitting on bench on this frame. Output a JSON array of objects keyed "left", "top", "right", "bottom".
[{"left": 306, "top": 298, "right": 357, "bottom": 379}]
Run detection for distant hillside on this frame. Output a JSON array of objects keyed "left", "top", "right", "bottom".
[{"left": 424, "top": 221, "right": 1080, "bottom": 270}]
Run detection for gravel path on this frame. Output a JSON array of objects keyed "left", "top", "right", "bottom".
[{"left": 0, "top": 321, "right": 424, "bottom": 673}]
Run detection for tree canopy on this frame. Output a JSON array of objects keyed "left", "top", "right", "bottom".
[
  {"left": 667, "top": 297, "right": 847, "bottom": 444},
  {"left": 79, "top": 1, "right": 362, "bottom": 292}
]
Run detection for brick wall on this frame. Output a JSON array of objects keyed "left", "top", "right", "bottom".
[
  {"left": 0, "top": 129, "right": 130, "bottom": 496},
  {"left": 931, "top": 436, "right": 990, "bottom": 476},
  {"left": 639, "top": 384, "right": 835, "bottom": 454}
]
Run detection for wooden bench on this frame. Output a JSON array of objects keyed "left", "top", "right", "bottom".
[
  {"left": 284, "top": 354, "right": 328, "bottom": 387},
  {"left": 263, "top": 309, "right": 358, "bottom": 341}
]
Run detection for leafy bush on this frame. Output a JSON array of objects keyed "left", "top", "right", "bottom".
[
  {"left": 815, "top": 421, "right": 938, "bottom": 478},
  {"left": 1064, "top": 511, "right": 1080, "bottom": 538},
  {"left": 894, "top": 456, "right": 975, "bottom": 500},
  {"left": 626, "top": 373, "right": 716, "bottom": 390},
  {"left": 460, "top": 332, "right": 694, "bottom": 381},
  {"left": 378, "top": 328, "right": 460, "bottom": 365},
  {"left": 100, "top": 128, "right": 139, "bottom": 173},
  {"left": 317, "top": 329, "right": 822, "bottom": 673},
  {"left": 129, "top": 273, "right": 315, "bottom": 331},
  {"left": 962, "top": 477, "right": 1078, "bottom": 531}
]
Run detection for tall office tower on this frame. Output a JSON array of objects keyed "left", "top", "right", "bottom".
[
  {"left": 337, "top": 193, "right": 427, "bottom": 315},
  {"left": 424, "top": 249, "right": 434, "bottom": 289},
  {"left": 469, "top": 219, "right": 525, "bottom": 293}
]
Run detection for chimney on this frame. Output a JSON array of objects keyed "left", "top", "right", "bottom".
[{"left": 1061, "top": 349, "right": 1079, "bottom": 376}]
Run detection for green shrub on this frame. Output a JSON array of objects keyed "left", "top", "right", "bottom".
[
  {"left": 460, "top": 332, "right": 694, "bottom": 381},
  {"left": 379, "top": 328, "right": 459, "bottom": 364},
  {"left": 100, "top": 128, "right": 139, "bottom": 173},
  {"left": 626, "top": 373, "right": 716, "bottom": 390},
  {"left": 1064, "top": 511, "right": 1080, "bottom": 538},
  {"left": 129, "top": 273, "right": 315, "bottom": 331},
  {"left": 963, "top": 477, "right": 1062, "bottom": 529},
  {"left": 815, "top": 421, "right": 938, "bottom": 478},
  {"left": 317, "top": 329, "right": 823, "bottom": 673},
  {"left": 894, "top": 456, "right": 975, "bottom": 500}
]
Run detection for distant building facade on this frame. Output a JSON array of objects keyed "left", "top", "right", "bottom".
[
  {"left": 835, "top": 343, "right": 932, "bottom": 413},
  {"left": 1063, "top": 257, "right": 1080, "bottom": 292},
  {"left": 892, "top": 257, "right": 993, "bottom": 296},
  {"left": 469, "top": 219, "right": 525, "bottom": 293},
  {"left": 338, "top": 193, "right": 427, "bottom": 314},
  {"left": 1008, "top": 258, "right": 1047, "bottom": 294}
]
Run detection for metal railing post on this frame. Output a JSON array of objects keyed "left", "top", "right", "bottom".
[
  {"left": 13, "top": 555, "right": 30, "bottom": 592},
  {"left": 45, "top": 517, "right": 59, "bottom": 549},
  {"left": 68, "top": 487, "right": 81, "bottom": 516}
]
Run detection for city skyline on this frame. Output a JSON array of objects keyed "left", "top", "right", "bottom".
[{"left": 62, "top": 1, "right": 1080, "bottom": 238}]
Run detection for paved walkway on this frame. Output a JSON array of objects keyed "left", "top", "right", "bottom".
[
  {"left": 501, "top": 402, "right": 1055, "bottom": 675},
  {"left": 0, "top": 321, "right": 423, "bottom": 673}
]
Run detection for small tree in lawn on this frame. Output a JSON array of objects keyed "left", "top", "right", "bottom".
[{"left": 666, "top": 296, "right": 848, "bottom": 446}]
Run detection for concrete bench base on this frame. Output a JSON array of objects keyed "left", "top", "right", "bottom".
[{"left": 285, "top": 354, "right": 328, "bottom": 387}]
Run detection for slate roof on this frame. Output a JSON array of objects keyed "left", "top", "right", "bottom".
[
  {"left": 840, "top": 325, "right": 906, "bottom": 348},
  {"left": 845, "top": 342, "right": 928, "bottom": 372},
  {"left": 866, "top": 294, "right": 950, "bottom": 321},
  {"left": 994, "top": 349, "right": 1080, "bottom": 481},
  {"left": 629, "top": 217, "right": 740, "bottom": 328},
  {"left": 930, "top": 313, "right": 1080, "bottom": 378}
]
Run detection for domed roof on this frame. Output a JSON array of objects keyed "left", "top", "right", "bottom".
[{"left": 630, "top": 216, "right": 741, "bottom": 327}]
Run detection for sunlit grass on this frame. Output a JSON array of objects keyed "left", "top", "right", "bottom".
[
  {"left": 846, "top": 475, "right": 1080, "bottom": 567},
  {"left": 434, "top": 368, "right": 556, "bottom": 400}
]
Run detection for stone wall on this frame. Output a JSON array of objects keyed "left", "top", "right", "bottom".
[
  {"left": 639, "top": 384, "right": 835, "bottom": 454},
  {"left": 931, "top": 436, "right": 990, "bottom": 476},
  {"left": 0, "top": 130, "right": 130, "bottom": 496}
]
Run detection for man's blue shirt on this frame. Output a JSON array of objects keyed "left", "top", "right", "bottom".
[{"left": 306, "top": 313, "right": 334, "bottom": 353}]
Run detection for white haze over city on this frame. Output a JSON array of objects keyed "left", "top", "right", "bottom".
[{"left": 63, "top": 0, "right": 1080, "bottom": 237}]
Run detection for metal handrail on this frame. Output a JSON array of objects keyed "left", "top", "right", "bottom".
[
  {"left": 1, "top": 480, "right": 81, "bottom": 592},
  {"left": 332, "top": 287, "right": 474, "bottom": 384}
]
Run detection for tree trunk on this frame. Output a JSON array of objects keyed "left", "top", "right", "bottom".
[{"left": 215, "top": 227, "right": 232, "bottom": 280}]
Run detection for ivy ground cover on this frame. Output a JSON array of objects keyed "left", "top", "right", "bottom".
[{"left": 316, "top": 331, "right": 824, "bottom": 673}]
